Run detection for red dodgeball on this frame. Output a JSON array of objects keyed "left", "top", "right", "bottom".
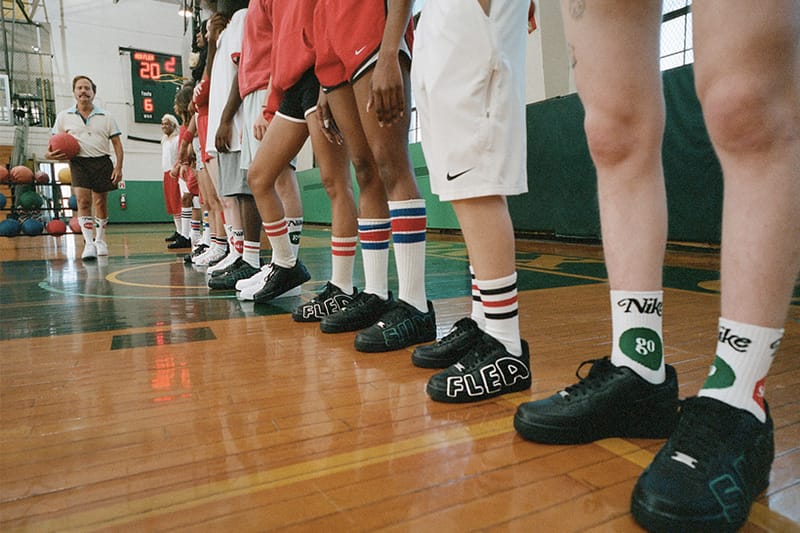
[
  {"left": 10, "top": 165, "right": 34, "bottom": 184},
  {"left": 49, "top": 132, "right": 81, "bottom": 159},
  {"left": 46, "top": 219, "right": 68, "bottom": 236}
]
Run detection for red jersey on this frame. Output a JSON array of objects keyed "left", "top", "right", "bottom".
[{"left": 239, "top": 0, "right": 273, "bottom": 98}]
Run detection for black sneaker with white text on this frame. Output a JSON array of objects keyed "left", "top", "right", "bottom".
[
  {"left": 354, "top": 300, "right": 436, "bottom": 352},
  {"left": 292, "top": 282, "right": 357, "bottom": 322},
  {"left": 426, "top": 334, "right": 531, "bottom": 403},
  {"left": 631, "top": 396, "right": 774, "bottom": 533}
]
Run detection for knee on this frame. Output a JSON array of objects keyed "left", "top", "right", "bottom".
[
  {"left": 697, "top": 75, "right": 786, "bottom": 154},
  {"left": 583, "top": 105, "right": 664, "bottom": 169}
]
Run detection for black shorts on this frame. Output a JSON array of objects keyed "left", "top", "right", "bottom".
[
  {"left": 70, "top": 156, "right": 116, "bottom": 193},
  {"left": 276, "top": 69, "right": 320, "bottom": 121}
]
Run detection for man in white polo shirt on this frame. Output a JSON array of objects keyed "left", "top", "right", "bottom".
[{"left": 47, "top": 75, "right": 124, "bottom": 260}]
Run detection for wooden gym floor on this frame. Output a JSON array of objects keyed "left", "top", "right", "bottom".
[{"left": 1, "top": 224, "right": 798, "bottom": 532}]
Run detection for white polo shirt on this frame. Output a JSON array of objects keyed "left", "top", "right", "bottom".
[{"left": 52, "top": 105, "right": 121, "bottom": 158}]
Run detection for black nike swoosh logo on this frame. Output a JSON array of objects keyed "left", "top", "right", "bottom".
[{"left": 446, "top": 168, "right": 474, "bottom": 181}]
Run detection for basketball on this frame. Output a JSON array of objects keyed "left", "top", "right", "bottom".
[
  {"left": 68, "top": 217, "right": 81, "bottom": 233},
  {"left": 21, "top": 218, "right": 45, "bottom": 235},
  {"left": 18, "top": 190, "right": 43, "bottom": 210},
  {"left": 57, "top": 167, "right": 71, "bottom": 184},
  {"left": 34, "top": 171, "right": 50, "bottom": 184},
  {"left": 49, "top": 132, "right": 81, "bottom": 159},
  {"left": 0, "top": 192, "right": 6, "bottom": 209},
  {"left": 46, "top": 219, "right": 67, "bottom": 236},
  {"left": 0, "top": 218, "right": 21, "bottom": 236},
  {"left": 10, "top": 165, "right": 34, "bottom": 184},
  {"left": 68, "top": 194, "right": 78, "bottom": 211},
  {"left": 0, "top": 166, "right": 8, "bottom": 183}
]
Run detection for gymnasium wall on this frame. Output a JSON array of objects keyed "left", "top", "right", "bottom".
[
  {"left": 297, "top": 64, "right": 724, "bottom": 244},
  {"left": 22, "top": 64, "right": 721, "bottom": 244}
]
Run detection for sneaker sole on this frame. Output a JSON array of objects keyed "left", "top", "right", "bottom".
[{"left": 629, "top": 478, "right": 769, "bottom": 533}]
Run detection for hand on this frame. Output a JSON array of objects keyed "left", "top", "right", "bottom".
[
  {"left": 253, "top": 113, "right": 268, "bottom": 141},
  {"left": 215, "top": 121, "right": 232, "bottom": 153},
  {"left": 45, "top": 148, "right": 69, "bottom": 161},
  {"left": 366, "top": 55, "right": 405, "bottom": 127},
  {"left": 111, "top": 167, "right": 123, "bottom": 185},
  {"left": 317, "top": 89, "right": 343, "bottom": 145}
]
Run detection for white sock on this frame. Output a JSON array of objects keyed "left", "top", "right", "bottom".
[
  {"left": 698, "top": 318, "right": 783, "bottom": 422},
  {"left": 358, "top": 217, "right": 390, "bottom": 299},
  {"left": 242, "top": 240, "right": 260, "bottom": 268},
  {"left": 609, "top": 290, "right": 665, "bottom": 384},
  {"left": 476, "top": 272, "right": 521, "bottom": 356},
  {"left": 263, "top": 219, "right": 294, "bottom": 268},
  {"left": 389, "top": 199, "right": 427, "bottom": 312},
  {"left": 469, "top": 264, "right": 486, "bottom": 329},
  {"left": 330, "top": 235, "right": 357, "bottom": 293},
  {"left": 286, "top": 217, "right": 303, "bottom": 260},
  {"left": 94, "top": 218, "right": 108, "bottom": 242},
  {"left": 78, "top": 216, "right": 94, "bottom": 243}
]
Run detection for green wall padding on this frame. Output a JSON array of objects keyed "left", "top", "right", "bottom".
[
  {"left": 108, "top": 65, "right": 724, "bottom": 244},
  {"left": 105, "top": 181, "right": 171, "bottom": 223}
]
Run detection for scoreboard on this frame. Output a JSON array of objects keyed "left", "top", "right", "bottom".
[{"left": 128, "top": 48, "right": 183, "bottom": 124}]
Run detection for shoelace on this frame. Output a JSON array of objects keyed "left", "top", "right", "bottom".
[
  {"left": 454, "top": 336, "right": 494, "bottom": 370},
  {"left": 435, "top": 319, "right": 472, "bottom": 346},
  {"left": 560, "top": 357, "right": 620, "bottom": 398},
  {"left": 661, "top": 398, "right": 724, "bottom": 476}
]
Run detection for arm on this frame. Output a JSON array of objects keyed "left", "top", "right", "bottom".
[
  {"left": 110, "top": 135, "right": 124, "bottom": 184},
  {"left": 366, "top": 0, "right": 414, "bottom": 126},
  {"left": 215, "top": 74, "right": 242, "bottom": 153}
]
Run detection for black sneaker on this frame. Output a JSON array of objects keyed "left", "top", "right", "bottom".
[
  {"left": 184, "top": 244, "right": 208, "bottom": 264},
  {"left": 412, "top": 317, "right": 482, "bottom": 368},
  {"left": 209, "top": 257, "right": 246, "bottom": 278},
  {"left": 319, "top": 291, "right": 394, "bottom": 333},
  {"left": 426, "top": 334, "right": 531, "bottom": 402},
  {"left": 208, "top": 261, "right": 261, "bottom": 290},
  {"left": 354, "top": 300, "right": 437, "bottom": 352},
  {"left": 292, "top": 282, "right": 357, "bottom": 322},
  {"left": 165, "top": 231, "right": 179, "bottom": 242},
  {"left": 167, "top": 235, "right": 192, "bottom": 249},
  {"left": 631, "top": 397, "right": 774, "bottom": 533},
  {"left": 513, "top": 358, "right": 680, "bottom": 444},
  {"left": 252, "top": 260, "right": 310, "bottom": 303}
]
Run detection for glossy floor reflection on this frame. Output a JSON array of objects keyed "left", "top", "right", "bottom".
[{"left": 0, "top": 225, "right": 798, "bottom": 532}]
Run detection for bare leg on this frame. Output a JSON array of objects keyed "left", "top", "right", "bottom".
[
  {"left": 560, "top": 0, "right": 666, "bottom": 291},
  {"left": 693, "top": 0, "right": 800, "bottom": 327}
]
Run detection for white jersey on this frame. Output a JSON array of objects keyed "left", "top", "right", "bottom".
[{"left": 206, "top": 8, "right": 247, "bottom": 155}]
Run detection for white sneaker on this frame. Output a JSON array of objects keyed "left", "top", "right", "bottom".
[
  {"left": 81, "top": 242, "right": 97, "bottom": 260},
  {"left": 206, "top": 252, "right": 240, "bottom": 276},
  {"left": 95, "top": 240, "right": 108, "bottom": 256},
  {"left": 193, "top": 247, "right": 226, "bottom": 266},
  {"left": 237, "top": 266, "right": 301, "bottom": 301},
  {"left": 235, "top": 264, "right": 271, "bottom": 291}
]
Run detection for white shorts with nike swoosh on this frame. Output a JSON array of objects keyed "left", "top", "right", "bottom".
[{"left": 411, "top": 0, "right": 528, "bottom": 202}]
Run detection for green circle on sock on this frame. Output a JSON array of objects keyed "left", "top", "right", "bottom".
[{"left": 619, "top": 328, "right": 663, "bottom": 370}]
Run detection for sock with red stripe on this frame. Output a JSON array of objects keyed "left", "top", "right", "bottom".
[
  {"left": 242, "top": 240, "right": 260, "bottom": 268},
  {"left": 358, "top": 217, "right": 390, "bottom": 300},
  {"left": 389, "top": 199, "right": 428, "bottom": 312},
  {"left": 469, "top": 264, "right": 486, "bottom": 329},
  {"left": 331, "top": 235, "right": 357, "bottom": 293},
  {"left": 476, "top": 272, "right": 521, "bottom": 356},
  {"left": 231, "top": 228, "right": 244, "bottom": 258},
  {"left": 262, "top": 218, "right": 294, "bottom": 268}
]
